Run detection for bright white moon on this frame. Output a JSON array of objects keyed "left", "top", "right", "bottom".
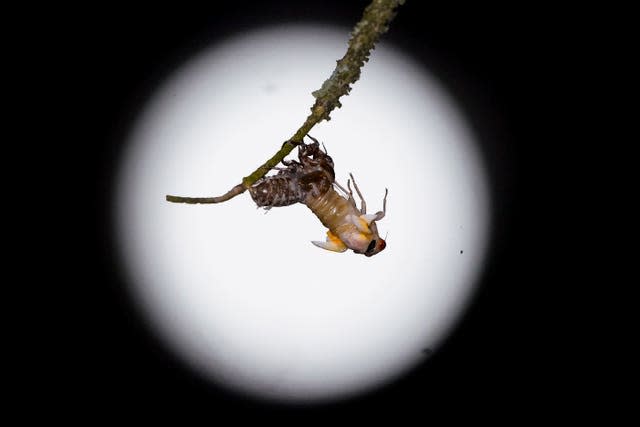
[{"left": 115, "top": 24, "right": 490, "bottom": 404}]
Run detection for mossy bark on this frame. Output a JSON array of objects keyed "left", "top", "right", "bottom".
[{"left": 167, "top": 0, "right": 404, "bottom": 204}]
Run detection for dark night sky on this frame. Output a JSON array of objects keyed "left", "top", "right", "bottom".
[{"left": 19, "top": 0, "right": 584, "bottom": 420}]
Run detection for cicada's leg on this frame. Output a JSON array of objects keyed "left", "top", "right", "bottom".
[
  {"left": 346, "top": 179, "right": 359, "bottom": 209},
  {"left": 306, "top": 135, "right": 328, "bottom": 155},
  {"left": 305, "top": 134, "right": 320, "bottom": 145},
  {"left": 349, "top": 173, "right": 366, "bottom": 214},
  {"left": 336, "top": 178, "right": 358, "bottom": 209},
  {"left": 301, "top": 135, "right": 321, "bottom": 156},
  {"left": 374, "top": 188, "right": 388, "bottom": 221},
  {"left": 355, "top": 187, "right": 388, "bottom": 225},
  {"left": 281, "top": 139, "right": 301, "bottom": 149},
  {"left": 299, "top": 137, "right": 323, "bottom": 167},
  {"left": 334, "top": 180, "right": 354, "bottom": 202}
]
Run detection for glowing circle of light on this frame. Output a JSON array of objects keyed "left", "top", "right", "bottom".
[{"left": 115, "top": 24, "right": 491, "bottom": 404}]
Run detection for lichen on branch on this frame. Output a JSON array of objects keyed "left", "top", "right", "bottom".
[
  {"left": 306, "top": 0, "right": 405, "bottom": 124},
  {"left": 167, "top": 0, "right": 405, "bottom": 204}
]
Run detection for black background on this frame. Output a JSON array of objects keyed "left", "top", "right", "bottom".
[{"left": 27, "top": 0, "right": 570, "bottom": 420}]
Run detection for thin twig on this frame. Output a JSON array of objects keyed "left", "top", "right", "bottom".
[
  {"left": 165, "top": 184, "right": 245, "bottom": 204},
  {"left": 167, "top": 0, "right": 404, "bottom": 204}
]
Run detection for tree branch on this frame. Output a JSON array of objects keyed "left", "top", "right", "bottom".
[
  {"left": 166, "top": 0, "right": 405, "bottom": 204},
  {"left": 166, "top": 183, "right": 245, "bottom": 204}
]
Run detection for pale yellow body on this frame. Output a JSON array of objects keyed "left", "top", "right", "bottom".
[{"left": 305, "top": 187, "right": 380, "bottom": 254}]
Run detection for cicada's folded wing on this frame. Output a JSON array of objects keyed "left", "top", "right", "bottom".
[{"left": 311, "top": 230, "right": 347, "bottom": 252}]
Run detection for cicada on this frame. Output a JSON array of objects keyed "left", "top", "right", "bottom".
[{"left": 249, "top": 136, "right": 388, "bottom": 257}]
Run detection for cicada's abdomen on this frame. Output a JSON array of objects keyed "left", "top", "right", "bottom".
[
  {"left": 249, "top": 173, "right": 306, "bottom": 207},
  {"left": 248, "top": 139, "right": 335, "bottom": 208},
  {"left": 304, "top": 187, "right": 356, "bottom": 231}
]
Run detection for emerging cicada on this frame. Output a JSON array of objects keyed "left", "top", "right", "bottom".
[{"left": 249, "top": 136, "right": 388, "bottom": 257}]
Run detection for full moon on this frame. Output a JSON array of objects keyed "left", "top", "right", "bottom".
[{"left": 115, "top": 24, "right": 490, "bottom": 404}]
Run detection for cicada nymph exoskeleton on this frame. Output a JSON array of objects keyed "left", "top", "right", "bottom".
[{"left": 249, "top": 136, "right": 388, "bottom": 257}]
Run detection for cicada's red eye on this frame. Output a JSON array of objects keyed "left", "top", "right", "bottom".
[{"left": 364, "top": 238, "right": 386, "bottom": 257}]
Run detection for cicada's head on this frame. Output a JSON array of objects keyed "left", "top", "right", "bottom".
[
  {"left": 363, "top": 236, "right": 386, "bottom": 257},
  {"left": 343, "top": 217, "right": 386, "bottom": 257},
  {"left": 362, "top": 219, "right": 387, "bottom": 257},
  {"left": 316, "top": 217, "right": 387, "bottom": 257}
]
